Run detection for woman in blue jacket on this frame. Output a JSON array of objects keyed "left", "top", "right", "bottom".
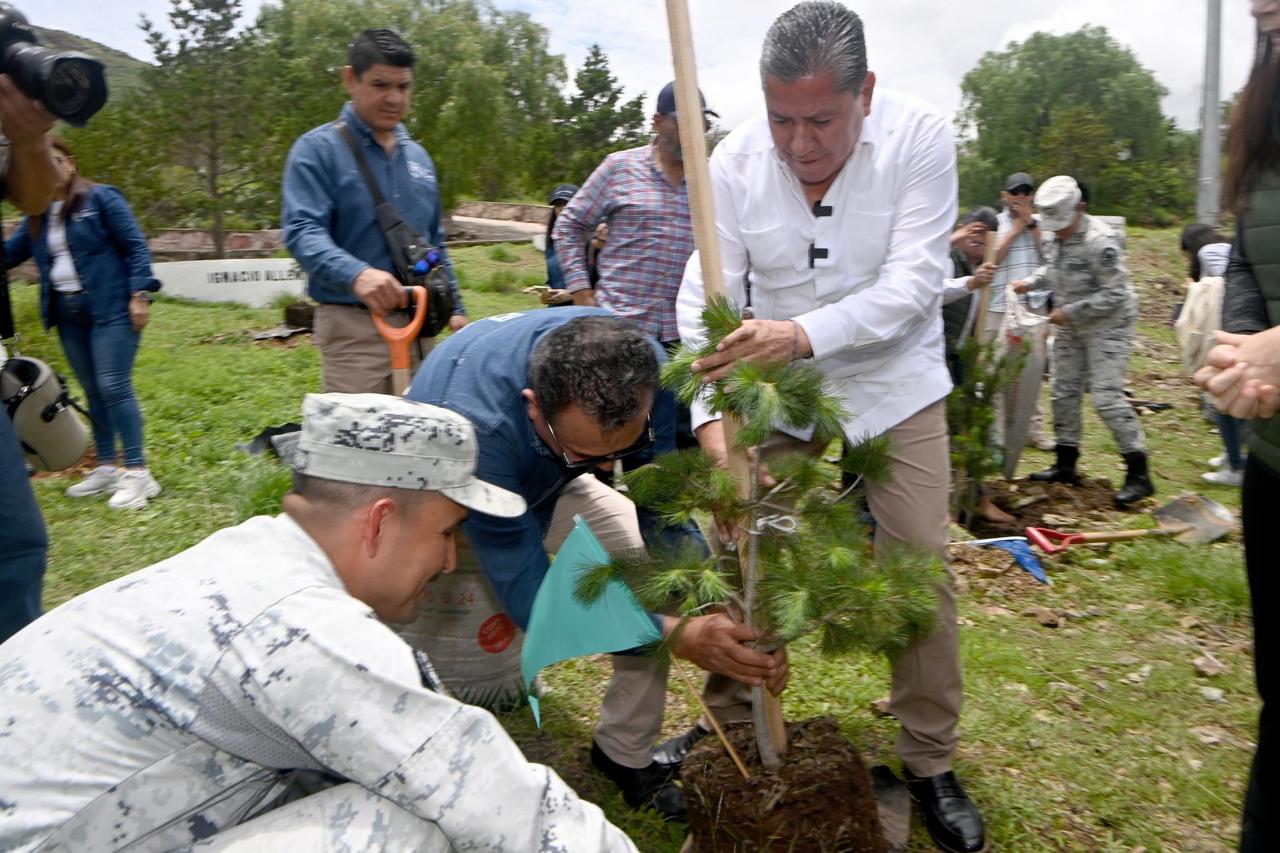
[{"left": 4, "top": 137, "right": 161, "bottom": 509}]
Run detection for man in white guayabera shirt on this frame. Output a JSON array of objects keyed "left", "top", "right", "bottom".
[
  {"left": 675, "top": 4, "right": 984, "bottom": 852},
  {"left": 0, "top": 393, "right": 637, "bottom": 852}
]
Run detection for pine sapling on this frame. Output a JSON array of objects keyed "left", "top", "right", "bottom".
[{"left": 576, "top": 296, "right": 943, "bottom": 771}]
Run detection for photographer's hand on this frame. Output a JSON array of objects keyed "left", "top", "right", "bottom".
[
  {"left": 0, "top": 74, "right": 58, "bottom": 215},
  {"left": 0, "top": 75, "right": 54, "bottom": 145},
  {"left": 352, "top": 268, "right": 408, "bottom": 315}
]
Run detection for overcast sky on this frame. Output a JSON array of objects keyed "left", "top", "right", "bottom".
[{"left": 45, "top": 0, "right": 1255, "bottom": 131}]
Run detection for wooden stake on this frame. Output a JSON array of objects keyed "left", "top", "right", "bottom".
[
  {"left": 664, "top": 0, "right": 787, "bottom": 760},
  {"left": 673, "top": 659, "right": 751, "bottom": 780},
  {"left": 971, "top": 231, "right": 997, "bottom": 340}
]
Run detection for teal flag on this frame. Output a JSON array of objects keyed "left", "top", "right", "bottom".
[{"left": 521, "top": 515, "right": 661, "bottom": 725}]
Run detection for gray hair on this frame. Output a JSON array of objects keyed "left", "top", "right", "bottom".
[{"left": 760, "top": 2, "right": 868, "bottom": 94}]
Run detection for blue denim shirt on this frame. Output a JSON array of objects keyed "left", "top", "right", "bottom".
[
  {"left": 545, "top": 238, "right": 566, "bottom": 289},
  {"left": 4, "top": 184, "right": 159, "bottom": 330},
  {"left": 281, "top": 102, "right": 464, "bottom": 312},
  {"left": 406, "top": 307, "right": 674, "bottom": 629}
]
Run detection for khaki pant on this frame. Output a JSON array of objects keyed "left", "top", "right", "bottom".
[
  {"left": 702, "top": 400, "right": 963, "bottom": 777},
  {"left": 314, "top": 303, "right": 432, "bottom": 395},
  {"left": 456, "top": 474, "right": 670, "bottom": 770}
]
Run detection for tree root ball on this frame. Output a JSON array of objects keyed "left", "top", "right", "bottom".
[{"left": 681, "top": 716, "right": 886, "bottom": 852}]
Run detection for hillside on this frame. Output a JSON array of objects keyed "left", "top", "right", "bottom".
[{"left": 34, "top": 26, "right": 149, "bottom": 97}]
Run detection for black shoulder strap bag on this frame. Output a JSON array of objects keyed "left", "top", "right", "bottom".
[{"left": 335, "top": 121, "right": 455, "bottom": 337}]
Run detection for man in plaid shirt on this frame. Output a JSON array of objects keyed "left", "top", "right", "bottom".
[{"left": 553, "top": 81, "right": 717, "bottom": 351}]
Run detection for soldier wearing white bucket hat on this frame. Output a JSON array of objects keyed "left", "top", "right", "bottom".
[
  {"left": 1014, "top": 175, "right": 1153, "bottom": 506},
  {"left": 0, "top": 392, "right": 637, "bottom": 852}
]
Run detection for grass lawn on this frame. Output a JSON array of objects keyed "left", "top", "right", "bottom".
[{"left": 6, "top": 233, "right": 1256, "bottom": 851}]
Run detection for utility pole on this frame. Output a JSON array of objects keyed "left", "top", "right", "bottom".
[{"left": 1197, "top": 0, "right": 1222, "bottom": 225}]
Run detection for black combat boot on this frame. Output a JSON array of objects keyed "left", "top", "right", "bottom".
[
  {"left": 1029, "top": 444, "right": 1080, "bottom": 485},
  {"left": 1114, "top": 450, "right": 1155, "bottom": 507}
]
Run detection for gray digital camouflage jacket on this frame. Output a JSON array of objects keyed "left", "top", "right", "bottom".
[
  {"left": 1024, "top": 214, "right": 1136, "bottom": 327},
  {"left": 0, "top": 514, "right": 635, "bottom": 852}
]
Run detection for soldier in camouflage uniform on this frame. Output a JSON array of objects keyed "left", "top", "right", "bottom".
[
  {"left": 0, "top": 393, "right": 638, "bottom": 852},
  {"left": 1014, "top": 175, "right": 1154, "bottom": 506}
]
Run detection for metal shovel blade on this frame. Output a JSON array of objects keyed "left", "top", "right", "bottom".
[
  {"left": 1152, "top": 493, "right": 1235, "bottom": 545},
  {"left": 870, "top": 764, "right": 911, "bottom": 853}
]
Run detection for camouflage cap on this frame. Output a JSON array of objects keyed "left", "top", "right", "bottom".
[
  {"left": 1034, "top": 175, "right": 1083, "bottom": 231},
  {"left": 293, "top": 393, "right": 526, "bottom": 518}
]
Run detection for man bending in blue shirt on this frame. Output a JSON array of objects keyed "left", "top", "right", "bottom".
[
  {"left": 406, "top": 309, "right": 788, "bottom": 822},
  {"left": 281, "top": 28, "right": 467, "bottom": 395}
]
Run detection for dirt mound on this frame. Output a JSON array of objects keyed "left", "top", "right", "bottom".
[
  {"left": 682, "top": 717, "right": 885, "bottom": 852},
  {"left": 964, "top": 475, "right": 1122, "bottom": 539}
]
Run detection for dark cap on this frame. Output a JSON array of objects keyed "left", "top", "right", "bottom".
[
  {"left": 1004, "top": 172, "right": 1035, "bottom": 193},
  {"left": 963, "top": 206, "right": 999, "bottom": 232},
  {"left": 548, "top": 183, "right": 578, "bottom": 205},
  {"left": 656, "top": 81, "right": 719, "bottom": 118}
]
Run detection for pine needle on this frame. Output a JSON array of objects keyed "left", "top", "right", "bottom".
[
  {"left": 661, "top": 343, "right": 716, "bottom": 407},
  {"left": 841, "top": 434, "right": 895, "bottom": 484},
  {"left": 702, "top": 294, "right": 744, "bottom": 345}
]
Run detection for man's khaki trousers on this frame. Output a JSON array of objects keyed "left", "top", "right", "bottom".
[{"left": 314, "top": 303, "right": 432, "bottom": 395}]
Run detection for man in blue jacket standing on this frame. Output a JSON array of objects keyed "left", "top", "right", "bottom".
[{"left": 281, "top": 28, "right": 466, "bottom": 395}]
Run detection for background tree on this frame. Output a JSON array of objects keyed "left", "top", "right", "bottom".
[
  {"left": 143, "top": 0, "right": 262, "bottom": 254},
  {"left": 554, "top": 45, "right": 647, "bottom": 183},
  {"left": 957, "top": 26, "right": 1194, "bottom": 223},
  {"left": 66, "top": 0, "right": 651, "bottom": 235}
]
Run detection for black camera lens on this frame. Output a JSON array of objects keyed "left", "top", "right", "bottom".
[{"left": 0, "top": 41, "right": 107, "bottom": 126}]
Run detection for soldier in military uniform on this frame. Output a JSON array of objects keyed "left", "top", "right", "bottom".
[
  {"left": 0, "top": 393, "right": 638, "bottom": 852},
  {"left": 1013, "top": 175, "right": 1154, "bottom": 506}
]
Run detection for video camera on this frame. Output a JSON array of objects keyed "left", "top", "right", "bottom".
[{"left": 0, "top": 3, "right": 107, "bottom": 126}]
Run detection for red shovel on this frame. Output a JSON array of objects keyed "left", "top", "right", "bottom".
[
  {"left": 1025, "top": 523, "right": 1192, "bottom": 555},
  {"left": 371, "top": 286, "right": 428, "bottom": 396}
]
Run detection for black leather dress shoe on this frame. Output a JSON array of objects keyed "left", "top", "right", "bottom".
[
  {"left": 590, "top": 741, "right": 686, "bottom": 821},
  {"left": 904, "top": 769, "right": 986, "bottom": 853},
  {"left": 652, "top": 725, "right": 711, "bottom": 772}
]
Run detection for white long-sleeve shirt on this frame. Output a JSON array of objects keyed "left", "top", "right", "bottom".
[{"left": 677, "top": 88, "right": 957, "bottom": 441}]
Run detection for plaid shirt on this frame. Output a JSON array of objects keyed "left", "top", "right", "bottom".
[
  {"left": 553, "top": 143, "right": 692, "bottom": 341},
  {"left": 991, "top": 208, "right": 1043, "bottom": 313}
]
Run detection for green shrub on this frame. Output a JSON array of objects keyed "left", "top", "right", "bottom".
[
  {"left": 1151, "top": 207, "right": 1178, "bottom": 228},
  {"left": 487, "top": 245, "right": 517, "bottom": 263},
  {"left": 478, "top": 269, "right": 520, "bottom": 293}
]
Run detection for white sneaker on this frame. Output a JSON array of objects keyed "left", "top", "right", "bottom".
[
  {"left": 1207, "top": 454, "right": 1225, "bottom": 468},
  {"left": 108, "top": 469, "right": 162, "bottom": 510},
  {"left": 1202, "top": 468, "right": 1244, "bottom": 487},
  {"left": 66, "top": 466, "right": 120, "bottom": 497}
]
